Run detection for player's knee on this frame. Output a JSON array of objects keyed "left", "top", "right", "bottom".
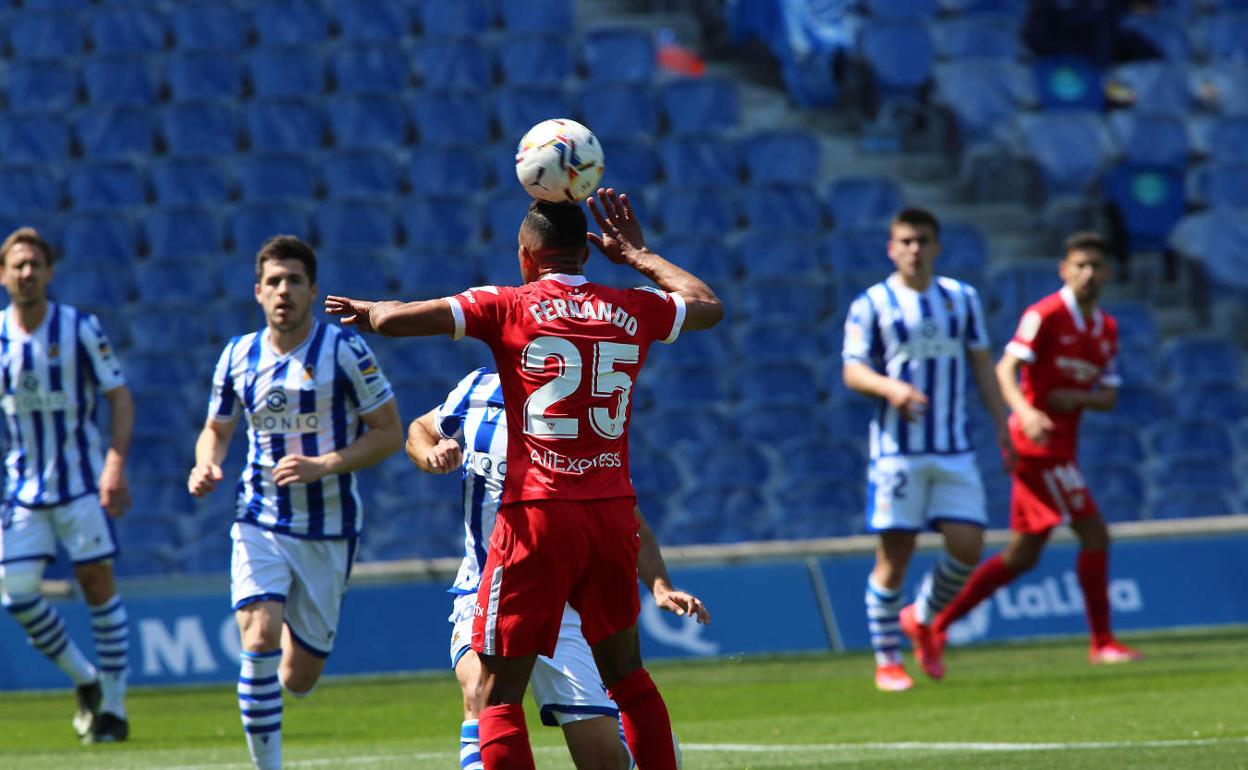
[{"left": 0, "top": 562, "right": 44, "bottom": 604}]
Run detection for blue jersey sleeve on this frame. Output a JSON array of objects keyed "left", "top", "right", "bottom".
[{"left": 435, "top": 368, "right": 489, "bottom": 440}]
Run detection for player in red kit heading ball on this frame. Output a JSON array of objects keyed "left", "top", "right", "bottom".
[
  {"left": 325, "top": 188, "right": 723, "bottom": 770},
  {"left": 906, "top": 233, "right": 1143, "bottom": 670}
]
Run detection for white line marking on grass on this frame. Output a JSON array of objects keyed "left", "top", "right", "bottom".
[{"left": 685, "top": 737, "right": 1248, "bottom": 753}]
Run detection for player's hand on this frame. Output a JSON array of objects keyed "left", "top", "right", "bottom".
[
  {"left": 886, "top": 380, "right": 928, "bottom": 422},
  {"left": 98, "top": 459, "right": 131, "bottom": 518},
  {"left": 1019, "top": 406, "right": 1055, "bottom": 444},
  {"left": 324, "top": 296, "right": 377, "bottom": 333},
  {"left": 188, "top": 463, "right": 223, "bottom": 497},
  {"left": 425, "top": 439, "right": 463, "bottom": 474},
  {"left": 1046, "top": 389, "right": 1084, "bottom": 414},
  {"left": 586, "top": 187, "right": 647, "bottom": 264},
  {"left": 273, "top": 454, "right": 330, "bottom": 487},
  {"left": 653, "top": 583, "right": 711, "bottom": 625}
]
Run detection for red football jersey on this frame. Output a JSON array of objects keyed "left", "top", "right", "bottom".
[
  {"left": 1005, "top": 287, "right": 1121, "bottom": 460},
  {"left": 446, "top": 274, "right": 685, "bottom": 503}
]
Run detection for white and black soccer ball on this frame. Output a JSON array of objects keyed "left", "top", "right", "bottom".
[{"left": 514, "top": 118, "right": 605, "bottom": 203}]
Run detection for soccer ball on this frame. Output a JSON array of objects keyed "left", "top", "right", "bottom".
[{"left": 514, "top": 119, "right": 605, "bottom": 204}]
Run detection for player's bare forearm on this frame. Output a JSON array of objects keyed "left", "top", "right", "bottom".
[
  {"left": 636, "top": 508, "right": 670, "bottom": 594},
  {"left": 103, "top": 385, "right": 134, "bottom": 460},
  {"left": 995, "top": 354, "right": 1033, "bottom": 415},
  {"left": 195, "top": 419, "right": 236, "bottom": 468},
  {"left": 623, "top": 248, "right": 723, "bottom": 331},
  {"left": 968, "top": 348, "right": 1010, "bottom": 427},
  {"left": 371, "top": 299, "right": 457, "bottom": 337},
  {"left": 843, "top": 361, "right": 896, "bottom": 400},
  {"left": 316, "top": 398, "right": 403, "bottom": 476},
  {"left": 406, "top": 409, "right": 461, "bottom": 474},
  {"left": 1049, "top": 387, "right": 1118, "bottom": 412}
]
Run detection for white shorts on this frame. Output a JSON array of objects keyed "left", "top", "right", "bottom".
[
  {"left": 230, "top": 522, "right": 355, "bottom": 657},
  {"left": 866, "top": 452, "right": 987, "bottom": 532},
  {"left": 0, "top": 494, "right": 117, "bottom": 566},
  {"left": 449, "top": 594, "right": 617, "bottom": 727}
]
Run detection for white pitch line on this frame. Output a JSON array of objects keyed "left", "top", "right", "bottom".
[{"left": 684, "top": 736, "right": 1248, "bottom": 753}]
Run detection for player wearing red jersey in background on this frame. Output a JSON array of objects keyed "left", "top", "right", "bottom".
[
  {"left": 904, "top": 232, "right": 1143, "bottom": 672},
  {"left": 325, "top": 188, "right": 723, "bottom": 770}
]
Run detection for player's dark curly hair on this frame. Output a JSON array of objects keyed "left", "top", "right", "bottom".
[
  {"left": 891, "top": 208, "right": 941, "bottom": 238},
  {"left": 1064, "top": 231, "right": 1108, "bottom": 257},
  {"left": 256, "top": 235, "right": 317, "bottom": 284},
  {"left": 0, "top": 227, "right": 55, "bottom": 267},
  {"left": 521, "top": 201, "right": 587, "bottom": 257}
]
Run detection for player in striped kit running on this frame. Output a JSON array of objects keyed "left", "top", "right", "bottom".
[
  {"left": 407, "top": 368, "right": 708, "bottom": 770},
  {"left": 0, "top": 227, "right": 135, "bottom": 743},
  {"left": 187, "top": 236, "right": 403, "bottom": 770},
  {"left": 841, "top": 209, "right": 1015, "bottom": 691}
]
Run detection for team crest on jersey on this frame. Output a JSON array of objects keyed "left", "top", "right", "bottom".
[
  {"left": 19, "top": 371, "right": 38, "bottom": 391},
  {"left": 461, "top": 286, "right": 499, "bottom": 304},
  {"left": 921, "top": 319, "right": 938, "bottom": 338},
  {"left": 265, "top": 389, "right": 288, "bottom": 411},
  {"left": 1017, "top": 310, "right": 1042, "bottom": 342},
  {"left": 303, "top": 365, "right": 315, "bottom": 382},
  {"left": 358, "top": 358, "right": 377, "bottom": 377}
]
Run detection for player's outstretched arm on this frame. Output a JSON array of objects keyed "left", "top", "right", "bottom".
[
  {"left": 324, "top": 296, "right": 457, "bottom": 337},
  {"left": 274, "top": 398, "right": 403, "bottom": 486},
  {"left": 406, "top": 409, "right": 464, "bottom": 474},
  {"left": 586, "top": 187, "right": 723, "bottom": 332},
  {"left": 99, "top": 385, "right": 133, "bottom": 518},
  {"left": 188, "top": 416, "right": 238, "bottom": 497},
  {"left": 637, "top": 507, "right": 711, "bottom": 624}
]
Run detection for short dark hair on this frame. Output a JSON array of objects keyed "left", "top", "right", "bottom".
[
  {"left": 1064, "top": 231, "right": 1108, "bottom": 258},
  {"left": 256, "top": 235, "right": 317, "bottom": 283},
  {"left": 521, "top": 201, "right": 588, "bottom": 256},
  {"left": 891, "top": 208, "right": 941, "bottom": 238},
  {"left": 1, "top": 227, "right": 55, "bottom": 267}
]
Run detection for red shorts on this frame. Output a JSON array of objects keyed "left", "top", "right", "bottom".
[
  {"left": 471, "top": 496, "right": 640, "bottom": 658},
  {"left": 1010, "top": 456, "right": 1100, "bottom": 534}
]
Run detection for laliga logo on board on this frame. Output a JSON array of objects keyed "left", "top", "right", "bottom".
[{"left": 946, "top": 571, "right": 1144, "bottom": 644}]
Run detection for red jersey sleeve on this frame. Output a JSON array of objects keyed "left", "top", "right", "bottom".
[
  {"left": 1100, "top": 314, "right": 1123, "bottom": 388},
  {"left": 623, "top": 286, "right": 686, "bottom": 345},
  {"left": 445, "top": 285, "right": 514, "bottom": 342},
  {"left": 1005, "top": 304, "right": 1050, "bottom": 364}
]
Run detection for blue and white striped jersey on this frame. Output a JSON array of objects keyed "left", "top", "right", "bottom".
[
  {"left": 435, "top": 369, "right": 506, "bottom": 597},
  {"left": 843, "top": 275, "right": 989, "bottom": 459},
  {"left": 0, "top": 303, "right": 125, "bottom": 507},
  {"left": 208, "top": 321, "right": 393, "bottom": 539}
]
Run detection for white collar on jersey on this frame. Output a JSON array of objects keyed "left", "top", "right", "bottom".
[
  {"left": 538, "top": 273, "right": 589, "bottom": 286},
  {"left": 1059, "top": 286, "right": 1103, "bottom": 335}
]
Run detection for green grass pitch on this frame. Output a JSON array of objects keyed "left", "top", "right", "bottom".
[{"left": 1, "top": 629, "right": 1245, "bottom": 769}]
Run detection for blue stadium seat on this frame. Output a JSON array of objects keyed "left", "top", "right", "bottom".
[
  {"left": 316, "top": 254, "right": 395, "bottom": 297},
  {"left": 1105, "top": 61, "right": 1194, "bottom": 113},
  {"left": 418, "top": 0, "right": 493, "bottom": 36},
  {"left": 245, "top": 99, "right": 327, "bottom": 152},
  {"left": 150, "top": 158, "right": 233, "bottom": 206},
  {"left": 736, "top": 276, "right": 831, "bottom": 326},
  {"left": 322, "top": 149, "right": 404, "bottom": 198},
  {"left": 827, "top": 228, "right": 891, "bottom": 287},
  {"left": 827, "top": 176, "right": 904, "bottom": 230},
  {"left": 648, "top": 235, "right": 738, "bottom": 285},
  {"left": 1150, "top": 491, "right": 1233, "bottom": 520},
  {"left": 401, "top": 198, "right": 479, "bottom": 251},
  {"left": 23, "top": 0, "right": 91, "bottom": 8},
  {"left": 315, "top": 200, "right": 399, "bottom": 250},
  {"left": 122, "top": 351, "right": 200, "bottom": 391},
  {"left": 498, "top": 35, "right": 574, "bottom": 87},
  {"left": 62, "top": 214, "right": 139, "bottom": 266},
  {"left": 695, "top": 442, "right": 775, "bottom": 491},
  {"left": 247, "top": 47, "right": 326, "bottom": 98},
  {"left": 659, "top": 136, "right": 739, "bottom": 186},
  {"left": 134, "top": 259, "right": 220, "bottom": 303},
  {"left": 735, "top": 359, "right": 822, "bottom": 406},
  {"left": 931, "top": 14, "right": 1021, "bottom": 59},
  {"left": 1155, "top": 458, "right": 1238, "bottom": 495},
  {"left": 577, "top": 85, "right": 657, "bottom": 141},
  {"left": 143, "top": 207, "right": 224, "bottom": 261},
  {"left": 1102, "top": 163, "right": 1186, "bottom": 251},
  {"left": 1160, "top": 335, "right": 1242, "bottom": 386},
  {"left": 481, "top": 190, "right": 532, "bottom": 244},
  {"left": 776, "top": 436, "right": 863, "bottom": 484},
  {"left": 1168, "top": 208, "right": 1248, "bottom": 292},
  {"left": 0, "top": 165, "right": 60, "bottom": 217},
  {"left": 939, "top": 222, "right": 989, "bottom": 281},
  {"left": 741, "top": 183, "right": 826, "bottom": 234},
  {"left": 934, "top": 58, "right": 1035, "bottom": 146},
  {"left": 1082, "top": 462, "right": 1145, "bottom": 504},
  {"left": 407, "top": 146, "right": 489, "bottom": 196},
  {"left": 868, "top": 0, "right": 938, "bottom": 19},
  {"left": 599, "top": 140, "right": 658, "bottom": 188},
  {"left": 1120, "top": 9, "right": 1192, "bottom": 61},
  {"left": 1101, "top": 300, "right": 1160, "bottom": 349},
  {"left": 236, "top": 153, "right": 320, "bottom": 203},
  {"left": 495, "top": 88, "right": 573, "bottom": 139},
  {"left": 1147, "top": 418, "right": 1235, "bottom": 461},
  {"left": 161, "top": 101, "right": 240, "bottom": 156},
  {"left": 54, "top": 262, "right": 134, "bottom": 307},
  {"left": 654, "top": 187, "right": 738, "bottom": 236},
  {"left": 500, "top": 0, "right": 573, "bottom": 32},
  {"left": 326, "top": 96, "right": 409, "bottom": 150},
  {"left": 1114, "top": 344, "right": 1159, "bottom": 386},
  {"left": 333, "top": 0, "right": 411, "bottom": 43},
  {"left": 1113, "top": 385, "right": 1173, "bottom": 425},
  {"left": 329, "top": 44, "right": 410, "bottom": 95},
  {"left": 1204, "top": 115, "right": 1248, "bottom": 162},
  {"left": 415, "top": 39, "right": 493, "bottom": 91},
  {"left": 228, "top": 203, "right": 313, "bottom": 255},
  {"left": 1079, "top": 426, "right": 1145, "bottom": 465},
  {"left": 739, "top": 129, "right": 821, "bottom": 185},
  {"left": 253, "top": 0, "right": 330, "bottom": 45},
  {"left": 1197, "top": 62, "right": 1248, "bottom": 113},
  {"left": 67, "top": 161, "right": 146, "bottom": 210},
  {"left": 1188, "top": 161, "right": 1248, "bottom": 209},
  {"left": 735, "top": 232, "right": 826, "bottom": 280},
  {"left": 582, "top": 26, "right": 655, "bottom": 84},
  {"left": 1197, "top": 11, "right": 1248, "bottom": 61},
  {"left": 88, "top": 6, "right": 166, "bottom": 53},
  {"left": 1109, "top": 111, "right": 1190, "bottom": 168},
  {"left": 125, "top": 302, "right": 214, "bottom": 353},
  {"left": 170, "top": 3, "right": 246, "bottom": 51},
  {"left": 167, "top": 53, "right": 243, "bottom": 101},
  {"left": 391, "top": 251, "right": 484, "bottom": 297},
  {"left": 1172, "top": 383, "right": 1248, "bottom": 421},
  {"left": 730, "top": 401, "right": 816, "bottom": 445},
  {"left": 985, "top": 262, "right": 1063, "bottom": 319},
  {"left": 859, "top": 20, "right": 934, "bottom": 100},
  {"left": 410, "top": 91, "right": 493, "bottom": 146},
  {"left": 1016, "top": 112, "right": 1117, "bottom": 195},
  {"left": 0, "top": 114, "right": 70, "bottom": 163},
  {"left": 659, "top": 77, "right": 740, "bottom": 135},
  {"left": 9, "top": 12, "right": 84, "bottom": 59},
  {"left": 83, "top": 55, "right": 160, "bottom": 107},
  {"left": 733, "top": 317, "right": 822, "bottom": 362},
  {"left": 1032, "top": 56, "right": 1103, "bottom": 111},
  {"left": 775, "top": 482, "right": 864, "bottom": 538},
  {"left": 1098, "top": 494, "right": 1143, "bottom": 523},
  {"left": 8, "top": 61, "right": 79, "bottom": 113},
  {"left": 645, "top": 363, "right": 733, "bottom": 410}
]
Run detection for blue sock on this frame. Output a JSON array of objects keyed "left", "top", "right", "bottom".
[
  {"left": 460, "top": 719, "right": 483, "bottom": 770},
  {"left": 866, "top": 577, "right": 904, "bottom": 666}
]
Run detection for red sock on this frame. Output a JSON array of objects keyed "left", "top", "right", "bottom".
[
  {"left": 608, "top": 668, "right": 677, "bottom": 770},
  {"left": 1077, "top": 549, "right": 1113, "bottom": 647},
  {"left": 933, "top": 554, "right": 1017, "bottom": 633},
  {"left": 479, "top": 703, "right": 534, "bottom": 770}
]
